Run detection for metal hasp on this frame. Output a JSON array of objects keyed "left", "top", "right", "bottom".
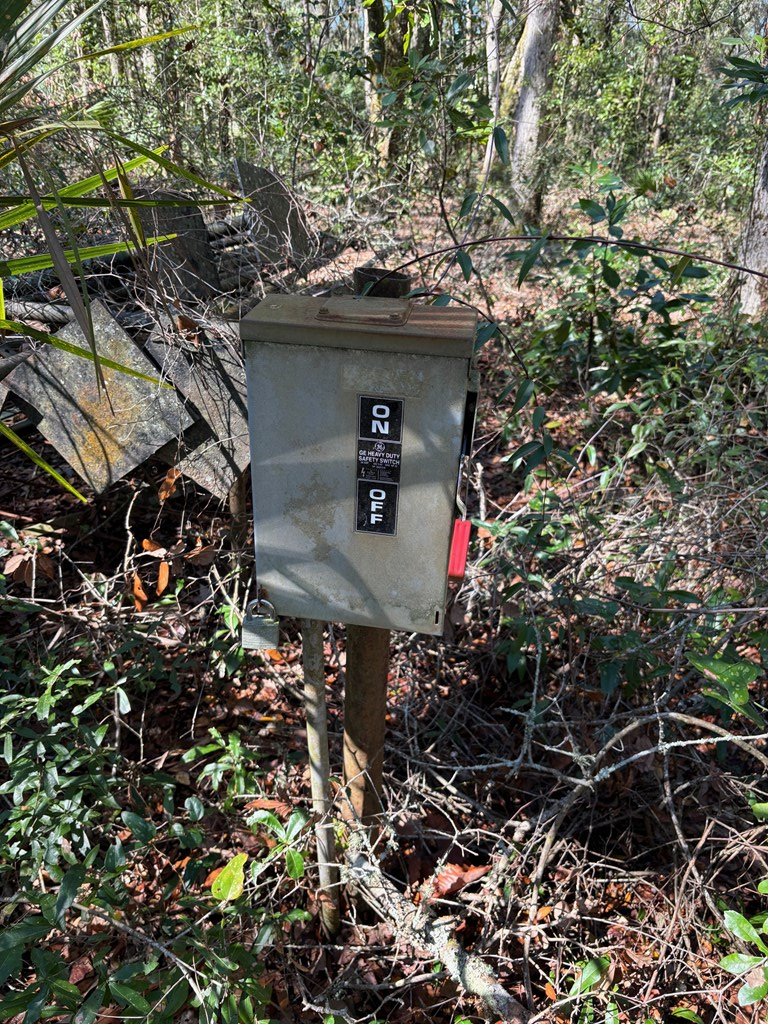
[{"left": 240, "top": 294, "right": 477, "bottom": 635}]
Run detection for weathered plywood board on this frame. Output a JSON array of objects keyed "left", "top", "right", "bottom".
[
  {"left": 137, "top": 190, "right": 222, "bottom": 303},
  {"left": 234, "top": 160, "right": 316, "bottom": 269},
  {"left": 8, "top": 301, "right": 191, "bottom": 493},
  {"left": 145, "top": 320, "right": 250, "bottom": 499}
]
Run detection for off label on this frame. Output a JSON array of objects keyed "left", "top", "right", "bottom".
[{"left": 356, "top": 396, "right": 403, "bottom": 535}]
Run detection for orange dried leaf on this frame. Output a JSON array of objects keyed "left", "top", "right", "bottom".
[
  {"left": 159, "top": 468, "right": 182, "bottom": 503},
  {"left": 133, "top": 572, "right": 149, "bottom": 610},
  {"left": 204, "top": 866, "right": 224, "bottom": 888},
  {"left": 545, "top": 982, "right": 557, "bottom": 1001},
  {"left": 156, "top": 560, "right": 170, "bottom": 596},
  {"left": 142, "top": 538, "right": 164, "bottom": 552},
  {"left": 432, "top": 862, "right": 491, "bottom": 897}
]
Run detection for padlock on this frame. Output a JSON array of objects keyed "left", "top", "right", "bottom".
[{"left": 241, "top": 599, "right": 279, "bottom": 650}]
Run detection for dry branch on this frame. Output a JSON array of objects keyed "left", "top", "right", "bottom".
[{"left": 343, "top": 831, "right": 531, "bottom": 1024}]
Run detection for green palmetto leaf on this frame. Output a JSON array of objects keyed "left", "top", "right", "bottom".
[
  {"left": 113, "top": 156, "right": 146, "bottom": 247},
  {"left": 14, "top": 143, "right": 101, "bottom": 387},
  {"left": 0, "top": 0, "right": 108, "bottom": 115},
  {"left": 0, "top": 125, "right": 62, "bottom": 171},
  {"left": 0, "top": 320, "right": 172, "bottom": 387},
  {"left": 0, "top": 146, "right": 165, "bottom": 230},
  {"left": 0, "top": 420, "right": 87, "bottom": 502},
  {"left": 102, "top": 130, "right": 246, "bottom": 201},
  {"left": 0, "top": 232, "right": 175, "bottom": 276},
  {"left": 75, "top": 25, "right": 196, "bottom": 61}
]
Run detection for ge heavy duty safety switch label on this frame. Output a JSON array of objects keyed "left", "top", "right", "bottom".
[{"left": 356, "top": 396, "right": 403, "bottom": 535}]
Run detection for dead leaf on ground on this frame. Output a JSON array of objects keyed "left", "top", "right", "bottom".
[{"left": 425, "top": 862, "right": 492, "bottom": 900}]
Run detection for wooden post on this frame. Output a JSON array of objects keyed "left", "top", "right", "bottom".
[
  {"left": 343, "top": 625, "right": 390, "bottom": 822},
  {"left": 343, "top": 267, "right": 411, "bottom": 825}
]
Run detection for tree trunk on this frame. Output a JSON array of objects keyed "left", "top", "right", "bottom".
[
  {"left": 481, "top": 0, "right": 506, "bottom": 183},
  {"left": 651, "top": 77, "right": 676, "bottom": 153},
  {"left": 503, "top": 0, "right": 559, "bottom": 221},
  {"left": 363, "top": 0, "right": 385, "bottom": 129},
  {"left": 734, "top": 128, "right": 768, "bottom": 317}
]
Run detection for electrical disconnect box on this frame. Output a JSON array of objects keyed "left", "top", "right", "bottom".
[{"left": 240, "top": 294, "right": 477, "bottom": 635}]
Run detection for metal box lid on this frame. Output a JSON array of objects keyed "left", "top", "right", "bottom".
[{"left": 240, "top": 294, "right": 477, "bottom": 358}]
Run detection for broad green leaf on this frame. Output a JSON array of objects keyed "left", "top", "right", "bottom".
[
  {"left": 0, "top": 421, "right": 87, "bottom": 502},
  {"left": 285, "top": 849, "right": 305, "bottom": 880},
  {"left": 109, "top": 981, "right": 152, "bottom": 1015},
  {"left": 0, "top": 947, "right": 22, "bottom": 989},
  {"left": 671, "top": 1010, "right": 704, "bottom": 1024},
  {"left": 72, "top": 987, "right": 105, "bottom": 1024},
  {"left": 579, "top": 198, "right": 605, "bottom": 222},
  {"left": 163, "top": 978, "right": 190, "bottom": 1016},
  {"left": 456, "top": 249, "right": 472, "bottom": 282},
  {"left": 568, "top": 956, "right": 610, "bottom": 996},
  {"left": 0, "top": 918, "right": 51, "bottom": 956},
  {"left": 487, "top": 194, "right": 516, "bottom": 223},
  {"left": 54, "top": 864, "right": 86, "bottom": 927},
  {"left": 758, "top": 879, "right": 768, "bottom": 896},
  {"left": 671, "top": 256, "right": 692, "bottom": 286},
  {"left": 418, "top": 130, "right": 435, "bottom": 159},
  {"left": 185, "top": 795, "right": 205, "bottom": 822},
  {"left": 724, "top": 910, "right": 768, "bottom": 953},
  {"left": 739, "top": 972, "right": 768, "bottom": 1006},
  {"left": 446, "top": 72, "right": 472, "bottom": 103},
  {"left": 517, "top": 234, "right": 548, "bottom": 287},
  {"left": 121, "top": 811, "right": 157, "bottom": 845},
  {"left": 249, "top": 808, "right": 285, "bottom": 839},
  {"left": 511, "top": 378, "right": 535, "bottom": 413},
  {"left": 601, "top": 259, "right": 621, "bottom": 288},
  {"left": 687, "top": 654, "right": 761, "bottom": 705},
  {"left": 493, "top": 125, "right": 509, "bottom": 164},
  {"left": 751, "top": 803, "right": 768, "bottom": 821},
  {"left": 284, "top": 808, "right": 309, "bottom": 841},
  {"left": 720, "top": 953, "right": 766, "bottom": 974},
  {"left": 458, "top": 191, "right": 478, "bottom": 218},
  {"left": 211, "top": 853, "right": 248, "bottom": 902}
]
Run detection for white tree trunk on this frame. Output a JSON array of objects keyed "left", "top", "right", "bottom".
[
  {"left": 508, "top": 0, "right": 558, "bottom": 215},
  {"left": 736, "top": 131, "right": 768, "bottom": 317}
]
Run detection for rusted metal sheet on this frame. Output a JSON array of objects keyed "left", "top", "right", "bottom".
[
  {"left": 8, "top": 301, "right": 191, "bottom": 493},
  {"left": 144, "top": 320, "right": 250, "bottom": 500}
]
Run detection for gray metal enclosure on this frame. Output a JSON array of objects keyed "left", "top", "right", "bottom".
[{"left": 241, "top": 295, "right": 476, "bottom": 635}]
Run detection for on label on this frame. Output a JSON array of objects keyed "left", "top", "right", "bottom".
[{"left": 356, "top": 396, "right": 403, "bottom": 535}]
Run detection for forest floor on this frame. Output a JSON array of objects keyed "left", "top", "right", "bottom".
[{"left": 1, "top": 193, "right": 767, "bottom": 1024}]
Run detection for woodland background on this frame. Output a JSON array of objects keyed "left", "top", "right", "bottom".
[{"left": 3, "top": 2, "right": 768, "bottom": 1024}]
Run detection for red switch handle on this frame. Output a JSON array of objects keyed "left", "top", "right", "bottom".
[{"left": 448, "top": 518, "right": 471, "bottom": 582}]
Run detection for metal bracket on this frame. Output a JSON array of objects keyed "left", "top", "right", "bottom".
[{"left": 315, "top": 297, "right": 413, "bottom": 326}]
